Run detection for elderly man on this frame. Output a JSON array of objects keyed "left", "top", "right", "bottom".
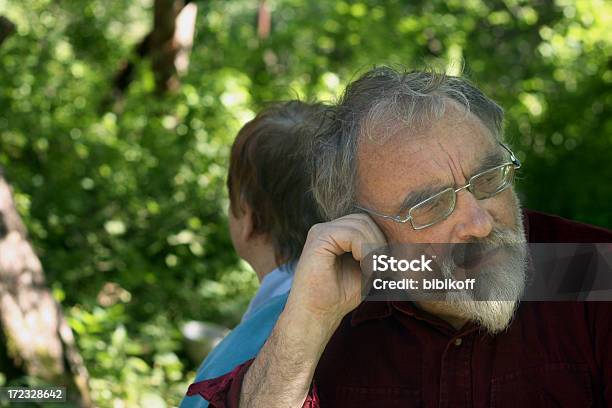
[
  {"left": 180, "top": 101, "right": 326, "bottom": 408},
  {"left": 187, "top": 67, "right": 612, "bottom": 407}
]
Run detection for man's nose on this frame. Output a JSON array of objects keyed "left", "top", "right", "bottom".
[{"left": 452, "top": 191, "right": 494, "bottom": 240}]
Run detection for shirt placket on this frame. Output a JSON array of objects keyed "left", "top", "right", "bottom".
[{"left": 438, "top": 332, "right": 474, "bottom": 408}]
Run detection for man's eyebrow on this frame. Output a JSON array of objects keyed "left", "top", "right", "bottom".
[{"left": 471, "top": 149, "right": 507, "bottom": 175}]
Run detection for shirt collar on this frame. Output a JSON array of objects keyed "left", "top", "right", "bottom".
[
  {"left": 350, "top": 301, "right": 443, "bottom": 327},
  {"left": 350, "top": 300, "right": 440, "bottom": 326},
  {"left": 262, "top": 261, "right": 296, "bottom": 281},
  {"left": 350, "top": 301, "right": 393, "bottom": 326},
  {"left": 351, "top": 300, "right": 477, "bottom": 336}
]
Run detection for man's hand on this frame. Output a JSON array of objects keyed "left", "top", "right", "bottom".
[
  {"left": 239, "top": 214, "right": 386, "bottom": 407},
  {"left": 287, "top": 213, "right": 388, "bottom": 326}
]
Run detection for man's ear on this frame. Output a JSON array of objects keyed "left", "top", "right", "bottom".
[{"left": 240, "top": 204, "right": 255, "bottom": 242}]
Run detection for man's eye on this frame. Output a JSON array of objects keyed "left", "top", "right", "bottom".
[{"left": 418, "top": 198, "right": 444, "bottom": 215}]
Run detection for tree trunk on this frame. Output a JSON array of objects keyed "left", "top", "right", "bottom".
[
  {"left": 104, "top": 0, "right": 197, "bottom": 109},
  {"left": 0, "top": 16, "right": 16, "bottom": 46},
  {"left": 257, "top": 0, "right": 271, "bottom": 40},
  {"left": 150, "top": 0, "right": 198, "bottom": 93},
  {"left": 0, "top": 170, "right": 92, "bottom": 408}
]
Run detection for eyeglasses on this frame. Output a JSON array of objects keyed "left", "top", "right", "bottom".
[{"left": 355, "top": 143, "right": 521, "bottom": 230}]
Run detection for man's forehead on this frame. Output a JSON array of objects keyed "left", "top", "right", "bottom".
[
  {"left": 358, "top": 134, "right": 487, "bottom": 185},
  {"left": 356, "top": 112, "right": 498, "bottom": 210}
]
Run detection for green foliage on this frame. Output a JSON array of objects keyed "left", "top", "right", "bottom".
[
  {"left": 68, "top": 304, "right": 190, "bottom": 407},
  {"left": 0, "top": 0, "right": 610, "bottom": 406}
]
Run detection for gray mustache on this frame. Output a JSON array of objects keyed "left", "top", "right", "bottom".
[{"left": 449, "top": 227, "right": 525, "bottom": 268}]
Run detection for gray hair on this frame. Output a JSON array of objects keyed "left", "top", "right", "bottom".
[{"left": 311, "top": 66, "right": 505, "bottom": 221}]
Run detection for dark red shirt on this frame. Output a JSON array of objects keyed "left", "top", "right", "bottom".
[{"left": 188, "top": 210, "right": 612, "bottom": 407}]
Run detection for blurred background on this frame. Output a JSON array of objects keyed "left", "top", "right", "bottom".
[{"left": 0, "top": 0, "right": 610, "bottom": 406}]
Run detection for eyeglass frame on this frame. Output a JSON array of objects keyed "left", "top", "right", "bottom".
[{"left": 354, "top": 143, "right": 521, "bottom": 230}]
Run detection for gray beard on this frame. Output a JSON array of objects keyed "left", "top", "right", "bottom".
[{"left": 440, "top": 211, "right": 528, "bottom": 334}]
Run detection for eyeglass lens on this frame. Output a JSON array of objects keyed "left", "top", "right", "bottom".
[{"left": 409, "top": 164, "right": 515, "bottom": 229}]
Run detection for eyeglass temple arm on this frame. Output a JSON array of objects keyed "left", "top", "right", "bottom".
[
  {"left": 500, "top": 142, "right": 521, "bottom": 168},
  {"left": 354, "top": 205, "right": 412, "bottom": 223}
]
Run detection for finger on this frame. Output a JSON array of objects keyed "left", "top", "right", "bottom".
[
  {"left": 330, "top": 213, "right": 388, "bottom": 247},
  {"left": 308, "top": 223, "right": 377, "bottom": 262}
]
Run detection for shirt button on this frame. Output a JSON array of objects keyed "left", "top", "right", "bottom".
[{"left": 454, "top": 338, "right": 463, "bottom": 346}]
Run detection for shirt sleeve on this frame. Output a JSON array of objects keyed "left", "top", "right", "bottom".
[{"left": 186, "top": 358, "right": 320, "bottom": 408}]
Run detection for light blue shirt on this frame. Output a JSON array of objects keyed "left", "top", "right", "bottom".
[
  {"left": 179, "top": 264, "right": 294, "bottom": 408},
  {"left": 241, "top": 262, "right": 294, "bottom": 322}
]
